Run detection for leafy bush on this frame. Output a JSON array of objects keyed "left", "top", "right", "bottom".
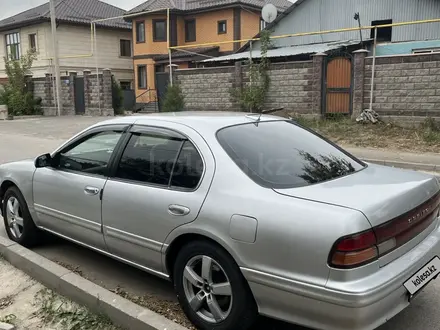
[
  {"left": 230, "top": 29, "right": 272, "bottom": 113},
  {"left": 2, "top": 50, "right": 40, "bottom": 116},
  {"left": 111, "top": 76, "right": 124, "bottom": 115},
  {"left": 161, "top": 84, "right": 185, "bottom": 112}
]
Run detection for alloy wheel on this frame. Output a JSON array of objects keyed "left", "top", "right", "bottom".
[
  {"left": 5, "top": 196, "right": 24, "bottom": 239},
  {"left": 182, "top": 255, "right": 233, "bottom": 323}
]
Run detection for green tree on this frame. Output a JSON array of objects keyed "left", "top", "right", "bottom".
[
  {"left": 161, "top": 83, "right": 185, "bottom": 112},
  {"left": 230, "top": 29, "right": 272, "bottom": 113},
  {"left": 1, "top": 49, "right": 38, "bottom": 116}
]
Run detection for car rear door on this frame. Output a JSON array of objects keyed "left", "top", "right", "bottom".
[
  {"left": 33, "top": 124, "right": 128, "bottom": 250},
  {"left": 101, "top": 121, "right": 215, "bottom": 274}
]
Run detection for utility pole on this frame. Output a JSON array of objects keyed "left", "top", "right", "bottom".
[{"left": 50, "top": 0, "right": 62, "bottom": 116}]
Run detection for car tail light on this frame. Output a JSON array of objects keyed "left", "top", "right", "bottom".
[
  {"left": 330, "top": 230, "right": 378, "bottom": 268},
  {"left": 329, "top": 192, "right": 440, "bottom": 269}
]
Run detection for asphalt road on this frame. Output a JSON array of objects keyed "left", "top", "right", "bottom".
[{"left": 1, "top": 116, "right": 440, "bottom": 330}]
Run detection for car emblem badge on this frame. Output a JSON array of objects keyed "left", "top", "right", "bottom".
[{"left": 408, "top": 208, "right": 430, "bottom": 224}]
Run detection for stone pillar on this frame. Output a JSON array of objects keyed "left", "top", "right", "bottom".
[
  {"left": 83, "top": 70, "right": 91, "bottom": 114},
  {"left": 352, "top": 49, "right": 369, "bottom": 119},
  {"left": 61, "top": 72, "right": 76, "bottom": 116},
  {"left": 43, "top": 73, "right": 56, "bottom": 116},
  {"left": 311, "top": 52, "right": 326, "bottom": 116},
  {"left": 102, "top": 69, "right": 114, "bottom": 116},
  {"left": 24, "top": 75, "right": 33, "bottom": 95}
]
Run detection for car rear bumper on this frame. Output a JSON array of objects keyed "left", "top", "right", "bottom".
[{"left": 241, "top": 219, "right": 440, "bottom": 330}]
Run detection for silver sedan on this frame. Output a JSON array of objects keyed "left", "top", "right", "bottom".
[{"left": 1, "top": 112, "right": 440, "bottom": 330}]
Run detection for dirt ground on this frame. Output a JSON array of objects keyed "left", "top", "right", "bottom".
[{"left": 0, "top": 258, "right": 118, "bottom": 330}]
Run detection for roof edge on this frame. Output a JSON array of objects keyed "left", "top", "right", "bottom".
[{"left": 124, "top": 2, "right": 288, "bottom": 20}]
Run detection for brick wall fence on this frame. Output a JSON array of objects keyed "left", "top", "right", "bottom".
[
  {"left": 175, "top": 59, "right": 321, "bottom": 115},
  {"left": 29, "top": 69, "right": 114, "bottom": 116},
  {"left": 174, "top": 51, "right": 440, "bottom": 123},
  {"left": 177, "top": 67, "right": 238, "bottom": 111},
  {"left": 363, "top": 53, "right": 440, "bottom": 124}
]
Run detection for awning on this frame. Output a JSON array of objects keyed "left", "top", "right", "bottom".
[{"left": 201, "top": 39, "right": 365, "bottom": 63}]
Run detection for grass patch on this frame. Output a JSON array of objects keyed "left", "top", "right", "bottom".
[
  {"left": 34, "top": 289, "right": 121, "bottom": 330},
  {"left": 293, "top": 115, "right": 440, "bottom": 153},
  {"left": 0, "top": 314, "right": 16, "bottom": 325}
]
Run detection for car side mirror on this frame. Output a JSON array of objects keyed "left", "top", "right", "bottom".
[{"left": 35, "top": 153, "right": 53, "bottom": 168}]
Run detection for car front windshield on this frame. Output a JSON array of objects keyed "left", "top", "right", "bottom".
[{"left": 217, "top": 120, "right": 365, "bottom": 189}]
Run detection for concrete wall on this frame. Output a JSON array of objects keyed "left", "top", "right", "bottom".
[
  {"left": 363, "top": 53, "right": 440, "bottom": 118},
  {"left": 175, "top": 60, "right": 319, "bottom": 114},
  {"left": 174, "top": 50, "right": 440, "bottom": 123},
  {"left": 37, "top": 69, "right": 113, "bottom": 117},
  {"left": 176, "top": 67, "right": 238, "bottom": 111},
  {"left": 263, "top": 61, "right": 315, "bottom": 114}
]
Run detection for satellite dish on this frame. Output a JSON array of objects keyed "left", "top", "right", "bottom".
[{"left": 261, "top": 3, "right": 278, "bottom": 23}]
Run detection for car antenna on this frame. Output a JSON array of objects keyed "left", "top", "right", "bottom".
[{"left": 246, "top": 108, "right": 284, "bottom": 126}]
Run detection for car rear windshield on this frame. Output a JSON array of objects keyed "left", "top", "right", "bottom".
[{"left": 217, "top": 120, "right": 365, "bottom": 189}]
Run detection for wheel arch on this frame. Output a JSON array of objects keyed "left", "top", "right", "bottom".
[
  {"left": 0, "top": 179, "right": 18, "bottom": 209},
  {"left": 164, "top": 231, "right": 243, "bottom": 279}
]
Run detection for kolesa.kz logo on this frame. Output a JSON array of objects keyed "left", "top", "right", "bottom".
[{"left": 412, "top": 265, "right": 437, "bottom": 287}]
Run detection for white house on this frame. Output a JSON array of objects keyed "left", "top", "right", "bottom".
[{"left": 0, "top": 0, "right": 133, "bottom": 88}]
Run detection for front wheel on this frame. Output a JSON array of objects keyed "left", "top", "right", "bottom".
[
  {"left": 2, "top": 186, "right": 41, "bottom": 247},
  {"left": 173, "top": 240, "right": 258, "bottom": 330}
]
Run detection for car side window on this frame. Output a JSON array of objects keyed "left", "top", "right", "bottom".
[
  {"left": 115, "top": 133, "right": 183, "bottom": 186},
  {"left": 58, "top": 131, "right": 122, "bottom": 176},
  {"left": 170, "top": 140, "right": 204, "bottom": 189}
]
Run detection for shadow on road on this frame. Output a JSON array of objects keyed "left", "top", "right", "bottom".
[{"left": 36, "top": 233, "right": 306, "bottom": 330}]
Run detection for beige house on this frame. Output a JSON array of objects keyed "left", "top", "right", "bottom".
[{"left": 0, "top": 0, "right": 133, "bottom": 88}]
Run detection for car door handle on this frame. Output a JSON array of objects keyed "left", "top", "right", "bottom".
[
  {"left": 84, "top": 186, "right": 100, "bottom": 196},
  {"left": 168, "top": 204, "right": 190, "bottom": 216}
]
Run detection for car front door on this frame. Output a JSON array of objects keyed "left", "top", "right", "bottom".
[
  {"left": 33, "top": 125, "right": 127, "bottom": 250},
  {"left": 101, "top": 122, "right": 215, "bottom": 274}
]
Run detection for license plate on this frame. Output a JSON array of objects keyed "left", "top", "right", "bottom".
[{"left": 404, "top": 256, "right": 440, "bottom": 295}]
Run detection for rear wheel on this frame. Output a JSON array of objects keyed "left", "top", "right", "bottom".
[
  {"left": 173, "top": 240, "right": 258, "bottom": 330},
  {"left": 2, "top": 186, "right": 41, "bottom": 247}
]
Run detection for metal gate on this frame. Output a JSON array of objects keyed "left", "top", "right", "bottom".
[
  {"left": 74, "top": 77, "right": 85, "bottom": 115},
  {"left": 155, "top": 72, "right": 170, "bottom": 112},
  {"left": 122, "top": 89, "right": 136, "bottom": 111},
  {"left": 323, "top": 55, "right": 353, "bottom": 114}
]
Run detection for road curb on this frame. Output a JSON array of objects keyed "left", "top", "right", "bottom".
[
  {"left": 362, "top": 158, "right": 440, "bottom": 173},
  {"left": 0, "top": 236, "right": 187, "bottom": 330},
  {"left": 0, "top": 322, "right": 15, "bottom": 330}
]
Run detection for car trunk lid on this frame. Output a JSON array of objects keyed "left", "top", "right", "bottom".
[{"left": 274, "top": 164, "right": 440, "bottom": 265}]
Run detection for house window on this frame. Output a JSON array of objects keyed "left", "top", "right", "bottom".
[
  {"left": 5, "top": 32, "right": 20, "bottom": 60},
  {"left": 136, "top": 21, "right": 145, "bottom": 43},
  {"left": 137, "top": 65, "right": 147, "bottom": 89},
  {"left": 185, "top": 19, "right": 196, "bottom": 42},
  {"left": 29, "top": 33, "right": 37, "bottom": 52},
  {"left": 218, "top": 20, "right": 227, "bottom": 34},
  {"left": 120, "top": 39, "right": 132, "bottom": 57},
  {"left": 153, "top": 19, "right": 167, "bottom": 42},
  {"left": 260, "top": 18, "right": 267, "bottom": 31},
  {"left": 120, "top": 81, "right": 132, "bottom": 90},
  {"left": 371, "top": 19, "right": 392, "bottom": 42}
]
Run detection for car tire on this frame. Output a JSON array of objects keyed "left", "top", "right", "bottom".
[
  {"left": 2, "top": 186, "right": 41, "bottom": 247},
  {"left": 173, "top": 240, "right": 258, "bottom": 330}
]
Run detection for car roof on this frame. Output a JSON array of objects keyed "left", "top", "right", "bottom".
[{"left": 95, "top": 111, "right": 286, "bottom": 132}]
